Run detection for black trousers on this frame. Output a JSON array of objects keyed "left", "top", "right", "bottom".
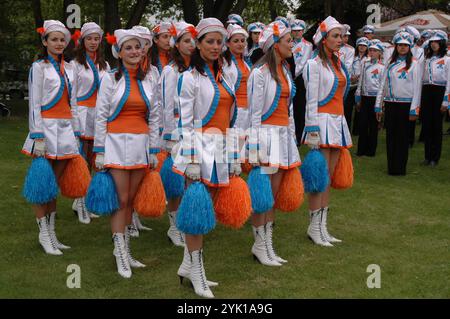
[
  {"left": 293, "top": 76, "right": 306, "bottom": 142},
  {"left": 409, "top": 118, "right": 416, "bottom": 147},
  {"left": 421, "top": 84, "right": 446, "bottom": 162},
  {"left": 344, "top": 87, "right": 356, "bottom": 133},
  {"left": 357, "top": 96, "right": 379, "bottom": 156},
  {"left": 384, "top": 102, "right": 411, "bottom": 175}
]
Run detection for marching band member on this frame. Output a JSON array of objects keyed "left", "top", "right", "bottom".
[
  {"left": 340, "top": 24, "right": 356, "bottom": 131},
  {"left": 355, "top": 39, "right": 385, "bottom": 156},
  {"left": 22, "top": 20, "right": 79, "bottom": 255},
  {"left": 375, "top": 31, "right": 422, "bottom": 176},
  {"left": 160, "top": 21, "right": 196, "bottom": 247},
  {"left": 302, "top": 16, "right": 351, "bottom": 246},
  {"left": 226, "top": 13, "right": 244, "bottom": 27},
  {"left": 420, "top": 30, "right": 450, "bottom": 167},
  {"left": 128, "top": 25, "right": 155, "bottom": 236},
  {"left": 151, "top": 22, "right": 172, "bottom": 75},
  {"left": 71, "top": 22, "right": 110, "bottom": 224},
  {"left": 291, "top": 19, "right": 313, "bottom": 141},
  {"left": 245, "top": 22, "right": 264, "bottom": 64},
  {"left": 95, "top": 29, "right": 161, "bottom": 278},
  {"left": 247, "top": 20, "right": 300, "bottom": 265},
  {"left": 362, "top": 25, "right": 375, "bottom": 41},
  {"left": 172, "top": 17, "right": 238, "bottom": 298},
  {"left": 222, "top": 23, "right": 252, "bottom": 147}
]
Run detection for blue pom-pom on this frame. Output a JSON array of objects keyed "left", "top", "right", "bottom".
[
  {"left": 176, "top": 182, "right": 215, "bottom": 235},
  {"left": 22, "top": 157, "right": 59, "bottom": 204},
  {"left": 160, "top": 156, "right": 185, "bottom": 199},
  {"left": 85, "top": 171, "right": 119, "bottom": 215},
  {"left": 248, "top": 167, "right": 274, "bottom": 214},
  {"left": 300, "top": 149, "right": 330, "bottom": 193}
]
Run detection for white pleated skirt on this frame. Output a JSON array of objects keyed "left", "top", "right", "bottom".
[
  {"left": 301, "top": 113, "right": 353, "bottom": 148},
  {"left": 104, "top": 133, "right": 149, "bottom": 170},
  {"left": 77, "top": 105, "right": 96, "bottom": 140}
]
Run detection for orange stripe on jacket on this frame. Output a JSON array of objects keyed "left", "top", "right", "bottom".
[
  {"left": 262, "top": 64, "right": 289, "bottom": 126},
  {"left": 235, "top": 56, "right": 249, "bottom": 108},
  {"left": 107, "top": 67, "right": 148, "bottom": 134},
  {"left": 41, "top": 85, "right": 72, "bottom": 119},
  {"left": 319, "top": 63, "right": 346, "bottom": 115}
]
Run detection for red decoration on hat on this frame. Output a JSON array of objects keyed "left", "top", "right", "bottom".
[
  {"left": 186, "top": 25, "right": 198, "bottom": 38},
  {"left": 153, "top": 25, "right": 161, "bottom": 34},
  {"left": 320, "top": 21, "right": 327, "bottom": 33},
  {"left": 36, "top": 27, "right": 46, "bottom": 35},
  {"left": 168, "top": 23, "right": 177, "bottom": 37},
  {"left": 105, "top": 32, "right": 117, "bottom": 45},
  {"left": 71, "top": 29, "right": 81, "bottom": 46}
]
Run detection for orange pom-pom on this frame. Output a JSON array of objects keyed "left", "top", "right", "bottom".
[
  {"left": 214, "top": 176, "right": 251, "bottom": 229},
  {"left": 105, "top": 32, "right": 117, "bottom": 45},
  {"left": 59, "top": 156, "right": 91, "bottom": 198},
  {"left": 241, "top": 161, "right": 253, "bottom": 175},
  {"left": 274, "top": 167, "right": 304, "bottom": 212},
  {"left": 71, "top": 29, "right": 81, "bottom": 46},
  {"left": 331, "top": 148, "right": 353, "bottom": 189},
  {"left": 155, "top": 151, "right": 168, "bottom": 173},
  {"left": 273, "top": 23, "right": 280, "bottom": 37},
  {"left": 134, "top": 169, "right": 166, "bottom": 217},
  {"left": 36, "top": 27, "right": 46, "bottom": 35}
]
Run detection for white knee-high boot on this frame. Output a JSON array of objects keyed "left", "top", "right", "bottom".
[
  {"left": 72, "top": 197, "right": 90, "bottom": 224},
  {"left": 307, "top": 209, "right": 333, "bottom": 247},
  {"left": 125, "top": 226, "right": 146, "bottom": 268},
  {"left": 189, "top": 249, "right": 214, "bottom": 298},
  {"left": 112, "top": 233, "right": 132, "bottom": 278},
  {"left": 132, "top": 211, "right": 152, "bottom": 232},
  {"left": 251, "top": 225, "right": 282, "bottom": 266},
  {"left": 266, "top": 221, "right": 287, "bottom": 263},
  {"left": 48, "top": 212, "right": 70, "bottom": 249},
  {"left": 36, "top": 216, "right": 62, "bottom": 255},
  {"left": 177, "top": 246, "right": 218, "bottom": 287},
  {"left": 167, "top": 211, "right": 185, "bottom": 247}
]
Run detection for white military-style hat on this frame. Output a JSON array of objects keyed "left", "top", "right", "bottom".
[
  {"left": 226, "top": 24, "right": 248, "bottom": 41},
  {"left": 291, "top": 19, "right": 306, "bottom": 31},
  {"left": 37, "top": 20, "right": 71, "bottom": 48},
  {"left": 312, "top": 16, "right": 345, "bottom": 46},
  {"left": 258, "top": 20, "right": 291, "bottom": 53},
  {"left": 195, "top": 17, "right": 227, "bottom": 40},
  {"left": 168, "top": 21, "right": 197, "bottom": 47},
  {"left": 227, "top": 14, "right": 244, "bottom": 27},
  {"left": 106, "top": 29, "right": 147, "bottom": 59}
]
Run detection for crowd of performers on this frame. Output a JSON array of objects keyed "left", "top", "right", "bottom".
[{"left": 20, "top": 13, "right": 450, "bottom": 298}]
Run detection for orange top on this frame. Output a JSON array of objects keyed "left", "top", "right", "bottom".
[
  {"left": 159, "top": 52, "right": 169, "bottom": 68},
  {"left": 41, "top": 85, "right": 72, "bottom": 119},
  {"left": 107, "top": 67, "right": 148, "bottom": 134},
  {"left": 262, "top": 64, "right": 289, "bottom": 126},
  {"left": 235, "top": 55, "right": 249, "bottom": 108},
  {"left": 81, "top": 90, "right": 98, "bottom": 108},
  {"left": 202, "top": 66, "right": 233, "bottom": 134},
  {"left": 319, "top": 62, "right": 346, "bottom": 115}
]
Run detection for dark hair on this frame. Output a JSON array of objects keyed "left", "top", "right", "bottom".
[
  {"left": 170, "top": 46, "right": 189, "bottom": 73},
  {"left": 247, "top": 31, "right": 260, "bottom": 50},
  {"left": 37, "top": 34, "right": 69, "bottom": 63},
  {"left": 253, "top": 45, "right": 280, "bottom": 84},
  {"left": 425, "top": 40, "right": 447, "bottom": 59},
  {"left": 223, "top": 47, "right": 232, "bottom": 66},
  {"left": 390, "top": 44, "right": 413, "bottom": 70},
  {"left": 355, "top": 44, "right": 368, "bottom": 58},
  {"left": 190, "top": 34, "right": 221, "bottom": 79},
  {"left": 114, "top": 58, "right": 145, "bottom": 81},
  {"left": 74, "top": 36, "right": 107, "bottom": 71},
  {"left": 317, "top": 40, "right": 340, "bottom": 69},
  {"left": 150, "top": 35, "right": 160, "bottom": 68}
]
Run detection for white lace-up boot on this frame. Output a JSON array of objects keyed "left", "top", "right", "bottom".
[
  {"left": 307, "top": 209, "right": 333, "bottom": 247},
  {"left": 177, "top": 246, "right": 218, "bottom": 287},
  {"left": 48, "top": 212, "right": 70, "bottom": 249},
  {"left": 265, "top": 221, "right": 287, "bottom": 263},
  {"left": 132, "top": 211, "right": 151, "bottom": 231},
  {"left": 321, "top": 207, "right": 342, "bottom": 243},
  {"left": 36, "top": 216, "right": 62, "bottom": 255},
  {"left": 72, "top": 198, "right": 90, "bottom": 224},
  {"left": 189, "top": 249, "right": 214, "bottom": 298},
  {"left": 112, "top": 233, "right": 132, "bottom": 278},
  {"left": 125, "top": 226, "right": 146, "bottom": 268},
  {"left": 167, "top": 211, "right": 185, "bottom": 247},
  {"left": 251, "top": 225, "right": 282, "bottom": 266}
]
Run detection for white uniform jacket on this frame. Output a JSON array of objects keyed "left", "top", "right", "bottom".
[
  {"left": 176, "top": 65, "right": 237, "bottom": 157},
  {"left": 71, "top": 55, "right": 110, "bottom": 105},
  {"left": 247, "top": 62, "right": 296, "bottom": 148},
  {"left": 93, "top": 65, "right": 161, "bottom": 154},
  {"left": 339, "top": 44, "right": 355, "bottom": 72},
  {"left": 222, "top": 55, "right": 252, "bottom": 104},
  {"left": 27, "top": 56, "right": 79, "bottom": 139},
  {"left": 412, "top": 45, "right": 425, "bottom": 64},
  {"left": 422, "top": 55, "right": 450, "bottom": 108},
  {"left": 292, "top": 38, "right": 313, "bottom": 78},
  {"left": 302, "top": 56, "right": 351, "bottom": 133},
  {"left": 355, "top": 58, "right": 385, "bottom": 103},
  {"left": 375, "top": 57, "right": 423, "bottom": 115}
]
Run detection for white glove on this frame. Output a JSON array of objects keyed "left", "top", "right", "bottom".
[
  {"left": 306, "top": 132, "right": 320, "bottom": 149},
  {"left": 230, "top": 163, "right": 242, "bottom": 176},
  {"left": 165, "top": 140, "right": 177, "bottom": 153},
  {"left": 148, "top": 154, "right": 159, "bottom": 168},
  {"left": 185, "top": 163, "right": 201, "bottom": 181},
  {"left": 95, "top": 153, "right": 104, "bottom": 170},
  {"left": 33, "top": 139, "right": 46, "bottom": 157}
]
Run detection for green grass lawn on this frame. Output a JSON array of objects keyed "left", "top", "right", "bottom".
[{"left": 1, "top": 109, "right": 450, "bottom": 298}]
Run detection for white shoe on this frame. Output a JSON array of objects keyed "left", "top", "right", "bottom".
[
  {"left": 112, "top": 233, "right": 132, "bottom": 278},
  {"left": 177, "top": 246, "right": 218, "bottom": 287},
  {"left": 189, "top": 249, "right": 214, "bottom": 298},
  {"left": 307, "top": 209, "right": 333, "bottom": 247},
  {"left": 251, "top": 225, "right": 282, "bottom": 266},
  {"left": 48, "top": 212, "right": 70, "bottom": 249},
  {"left": 265, "top": 221, "right": 287, "bottom": 263},
  {"left": 125, "top": 226, "right": 146, "bottom": 268},
  {"left": 321, "top": 207, "right": 342, "bottom": 243},
  {"left": 73, "top": 198, "right": 90, "bottom": 224},
  {"left": 36, "top": 216, "right": 62, "bottom": 255},
  {"left": 132, "top": 212, "right": 152, "bottom": 231},
  {"left": 89, "top": 212, "right": 100, "bottom": 219},
  {"left": 128, "top": 223, "right": 139, "bottom": 238},
  {"left": 167, "top": 211, "right": 185, "bottom": 247}
]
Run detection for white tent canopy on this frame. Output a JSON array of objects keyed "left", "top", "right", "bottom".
[{"left": 372, "top": 10, "right": 450, "bottom": 37}]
